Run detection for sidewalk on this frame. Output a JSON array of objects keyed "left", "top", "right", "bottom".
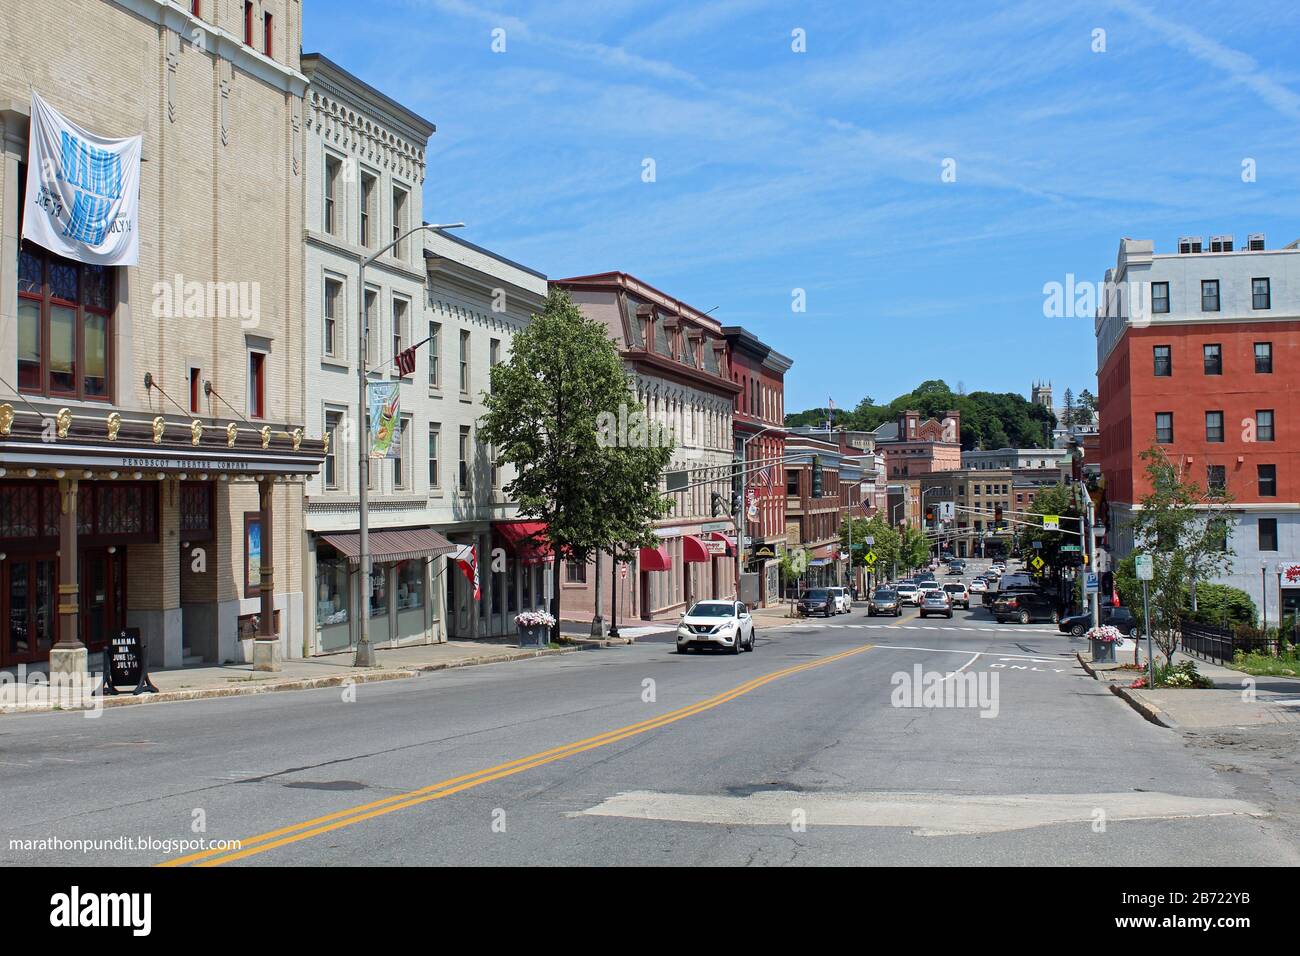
[
  {"left": 1, "top": 638, "right": 604, "bottom": 716},
  {"left": 1078, "top": 641, "right": 1300, "bottom": 729}
]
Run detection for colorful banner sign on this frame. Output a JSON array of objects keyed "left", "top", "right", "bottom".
[
  {"left": 367, "top": 382, "right": 401, "bottom": 459},
  {"left": 23, "top": 92, "right": 143, "bottom": 266}
]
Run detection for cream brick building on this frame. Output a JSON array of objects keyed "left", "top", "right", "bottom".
[{"left": 0, "top": 0, "right": 322, "bottom": 670}]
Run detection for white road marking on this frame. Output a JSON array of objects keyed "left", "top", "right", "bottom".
[
  {"left": 575, "top": 790, "right": 1264, "bottom": 836},
  {"left": 941, "top": 652, "right": 982, "bottom": 683},
  {"left": 866, "top": 644, "right": 1074, "bottom": 664}
]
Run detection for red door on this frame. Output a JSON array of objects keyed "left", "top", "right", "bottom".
[
  {"left": 80, "top": 549, "right": 127, "bottom": 652},
  {"left": 2, "top": 557, "right": 57, "bottom": 666}
]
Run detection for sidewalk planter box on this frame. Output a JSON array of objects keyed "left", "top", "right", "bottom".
[
  {"left": 517, "top": 623, "right": 548, "bottom": 648},
  {"left": 1090, "top": 639, "right": 1117, "bottom": 664}
]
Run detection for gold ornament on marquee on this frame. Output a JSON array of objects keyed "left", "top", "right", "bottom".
[
  {"left": 292, "top": 428, "right": 303, "bottom": 451},
  {"left": 55, "top": 408, "right": 72, "bottom": 439},
  {"left": 106, "top": 413, "right": 122, "bottom": 441},
  {"left": 260, "top": 425, "right": 271, "bottom": 449},
  {"left": 322, "top": 431, "right": 330, "bottom": 455},
  {"left": 191, "top": 420, "right": 203, "bottom": 446},
  {"left": 152, "top": 417, "right": 166, "bottom": 444},
  {"left": 0, "top": 403, "right": 14, "bottom": 437},
  {"left": 226, "top": 422, "right": 239, "bottom": 448}
]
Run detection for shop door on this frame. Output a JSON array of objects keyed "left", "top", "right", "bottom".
[
  {"left": 81, "top": 549, "right": 126, "bottom": 652},
  {"left": 2, "top": 557, "right": 57, "bottom": 666}
]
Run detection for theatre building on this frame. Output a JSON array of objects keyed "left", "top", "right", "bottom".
[{"left": 0, "top": 0, "right": 322, "bottom": 670}]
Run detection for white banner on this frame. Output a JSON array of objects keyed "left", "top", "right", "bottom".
[{"left": 23, "top": 91, "right": 142, "bottom": 266}]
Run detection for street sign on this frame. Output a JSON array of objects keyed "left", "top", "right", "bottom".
[
  {"left": 620, "top": 563, "right": 629, "bottom": 580},
  {"left": 1061, "top": 544, "right": 1081, "bottom": 552},
  {"left": 865, "top": 536, "right": 875, "bottom": 546},
  {"left": 1030, "top": 555, "right": 1045, "bottom": 571},
  {"left": 1085, "top": 572, "right": 1099, "bottom": 594},
  {"left": 1042, "top": 515, "right": 1060, "bottom": 531},
  {"left": 1032, "top": 540, "right": 1043, "bottom": 549},
  {"left": 1135, "top": 553, "right": 1154, "bottom": 581},
  {"left": 939, "top": 501, "right": 955, "bottom": 521},
  {"left": 864, "top": 550, "right": 878, "bottom": 567}
]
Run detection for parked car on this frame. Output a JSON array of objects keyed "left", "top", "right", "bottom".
[
  {"left": 868, "top": 588, "right": 903, "bottom": 616},
  {"left": 827, "top": 586, "right": 851, "bottom": 614},
  {"left": 1059, "top": 605, "right": 1140, "bottom": 638},
  {"left": 894, "top": 582, "right": 922, "bottom": 606},
  {"left": 984, "top": 581, "right": 1038, "bottom": 608},
  {"left": 994, "top": 590, "right": 1059, "bottom": 624},
  {"left": 797, "top": 588, "right": 835, "bottom": 618},
  {"left": 942, "top": 582, "right": 971, "bottom": 609},
  {"left": 919, "top": 589, "right": 953, "bottom": 619},
  {"left": 677, "top": 600, "right": 755, "bottom": 654}
]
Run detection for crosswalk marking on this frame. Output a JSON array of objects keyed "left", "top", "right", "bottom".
[{"left": 821, "top": 623, "right": 1058, "bottom": 634}]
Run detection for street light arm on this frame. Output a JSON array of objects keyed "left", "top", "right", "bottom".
[{"left": 363, "top": 222, "right": 466, "bottom": 268}]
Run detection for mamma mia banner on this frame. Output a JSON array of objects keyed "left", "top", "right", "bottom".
[
  {"left": 23, "top": 91, "right": 142, "bottom": 266},
  {"left": 368, "top": 382, "right": 401, "bottom": 459}
]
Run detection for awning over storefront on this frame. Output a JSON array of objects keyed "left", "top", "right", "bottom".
[
  {"left": 682, "top": 535, "right": 711, "bottom": 563},
  {"left": 493, "top": 521, "right": 554, "bottom": 564},
  {"left": 320, "top": 528, "right": 456, "bottom": 565},
  {"left": 639, "top": 545, "right": 672, "bottom": 572},
  {"left": 708, "top": 531, "right": 735, "bottom": 556}
]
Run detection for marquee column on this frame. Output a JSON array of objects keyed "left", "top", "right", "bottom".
[
  {"left": 50, "top": 478, "right": 86, "bottom": 676},
  {"left": 258, "top": 477, "right": 275, "bottom": 637}
]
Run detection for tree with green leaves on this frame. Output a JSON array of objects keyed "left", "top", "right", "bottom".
[
  {"left": 1113, "top": 445, "right": 1236, "bottom": 665},
  {"left": 900, "top": 525, "right": 930, "bottom": 574},
  {"left": 479, "top": 289, "right": 675, "bottom": 642}
]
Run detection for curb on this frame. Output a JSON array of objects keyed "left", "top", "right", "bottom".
[
  {"left": 1109, "top": 683, "right": 1179, "bottom": 729},
  {"left": 1077, "top": 651, "right": 1097, "bottom": 679},
  {"left": 4, "top": 644, "right": 590, "bottom": 716}
]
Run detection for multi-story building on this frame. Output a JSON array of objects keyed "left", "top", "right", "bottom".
[
  {"left": 722, "top": 325, "right": 792, "bottom": 606},
  {"left": 554, "top": 273, "right": 739, "bottom": 622},
  {"left": 1096, "top": 234, "right": 1300, "bottom": 620},
  {"left": 918, "top": 469, "right": 1016, "bottom": 559},
  {"left": 872, "top": 409, "right": 962, "bottom": 477},
  {"left": 785, "top": 433, "right": 847, "bottom": 587},
  {"left": 0, "top": 0, "right": 324, "bottom": 672},
  {"left": 299, "top": 53, "right": 550, "bottom": 651},
  {"left": 962, "top": 447, "right": 1068, "bottom": 472}
]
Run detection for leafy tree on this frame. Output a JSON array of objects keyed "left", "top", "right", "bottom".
[
  {"left": 479, "top": 290, "right": 675, "bottom": 641},
  {"left": 1116, "top": 445, "right": 1236, "bottom": 664},
  {"left": 1187, "top": 583, "right": 1257, "bottom": 628},
  {"left": 900, "top": 525, "right": 930, "bottom": 573}
]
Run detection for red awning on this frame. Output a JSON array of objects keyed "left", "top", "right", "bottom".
[
  {"left": 639, "top": 545, "right": 672, "bottom": 572},
  {"left": 682, "top": 535, "right": 710, "bottom": 563},
  {"left": 709, "top": 531, "right": 735, "bottom": 556},
  {"left": 493, "top": 521, "right": 554, "bottom": 564}
]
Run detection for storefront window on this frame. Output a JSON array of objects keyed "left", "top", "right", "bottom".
[
  {"left": 506, "top": 556, "right": 517, "bottom": 612},
  {"left": 317, "top": 556, "right": 350, "bottom": 626},
  {"left": 396, "top": 560, "right": 424, "bottom": 610},
  {"left": 368, "top": 564, "right": 388, "bottom": 618}
]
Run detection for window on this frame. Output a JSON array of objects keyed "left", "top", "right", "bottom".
[
  {"left": 1151, "top": 282, "right": 1169, "bottom": 313},
  {"left": 1206, "top": 465, "right": 1226, "bottom": 494},
  {"left": 364, "top": 289, "right": 378, "bottom": 367},
  {"left": 392, "top": 297, "right": 409, "bottom": 371},
  {"left": 428, "top": 321, "right": 441, "bottom": 388},
  {"left": 191, "top": 1, "right": 201, "bottom": 15},
  {"left": 1255, "top": 342, "right": 1272, "bottom": 374},
  {"left": 189, "top": 367, "right": 202, "bottom": 413},
  {"left": 263, "top": 12, "right": 273, "bottom": 56},
  {"left": 1256, "top": 410, "right": 1274, "bottom": 442},
  {"left": 17, "top": 243, "right": 114, "bottom": 401},
  {"left": 243, "top": 1, "right": 253, "bottom": 44},
  {"left": 324, "top": 155, "right": 341, "bottom": 236},
  {"left": 360, "top": 172, "right": 376, "bottom": 247},
  {"left": 248, "top": 351, "right": 266, "bottom": 419},
  {"left": 489, "top": 337, "right": 500, "bottom": 394},
  {"left": 458, "top": 426, "right": 471, "bottom": 491},
  {"left": 1155, "top": 412, "right": 1173, "bottom": 444},
  {"left": 391, "top": 186, "right": 408, "bottom": 255},
  {"left": 392, "top": 414, "right": 411, "bottom": 489},
  {"left": 1200, "top": 280, "right": 1219, "bottom": 312},
  {"left": 323, "top": 277, "right": 342, "bottom": 357},
  {"left": 1252, "top": 277, "right": 1271, "bottom": 310},
  {"left": 1153, "top": 345, "right": 1171, "bottom": 377},
  {"left": 428, "top": 422, "right": 440, "bottom": 488},
  {"left": 459, "top": 329, "right": 470, "bottom": 393},
  {"left": 1258, "top": 464, "right": 1276, "bottom": 498},
  {"left": 324, "top": 410, "right": 342, "bottom": 489},
  {"left": 1205, "top": 411, "right": 1224, "bottom": 443},
  {"left": 786, "top": 470, "right": 799, "bottom": 496},
  {"left": 566, "top": 559, "right": 587, "bottom": 584},
  {"left": 1203, "top": 343, "right": 1222, "bottom": 375},
  {"left": 397, "top": 560, "right": 425, "bottom": 610},
  {"left": 1259, "top": 517, "right": 1278, "bottom": 552}
]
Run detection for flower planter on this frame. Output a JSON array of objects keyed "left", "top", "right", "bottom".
[
  {"left": 1090, "top": 638, "right": 1117, "bottom": 664},
  {"left": 516, "top": 622, "right": 551, "bottom": 648}
]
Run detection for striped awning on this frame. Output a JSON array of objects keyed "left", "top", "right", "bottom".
[{"left": 319, "top": 528, "right": 456, "bottom": 565}]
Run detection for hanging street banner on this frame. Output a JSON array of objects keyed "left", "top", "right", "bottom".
[
  {"left": 23, "top": 92, "right": 143, "bottom": 266},
  {"left": 367, "top": 382, "right": 401, "bottom": 459}
]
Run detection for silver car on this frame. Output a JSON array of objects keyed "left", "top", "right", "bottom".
[{"left": 919, "top": 588, "right": 953, "bottom": 619}]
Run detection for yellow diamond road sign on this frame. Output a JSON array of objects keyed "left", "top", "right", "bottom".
[
  {"left": 864, "top": 550, "right": 878, "bottom": 566},
  {"left": 1031, "top": 555, "right": 1045, "bottom": 571}
]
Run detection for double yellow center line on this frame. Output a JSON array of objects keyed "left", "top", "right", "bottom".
[{"left": 162, "top": 641, "right": 874, "bottom": 866}]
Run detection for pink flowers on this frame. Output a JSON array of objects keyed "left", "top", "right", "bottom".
[{"left": 1087, "top": 624, "right": 1124, "bottom": 644}]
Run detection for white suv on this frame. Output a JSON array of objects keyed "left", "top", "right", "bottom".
[
  {"left": 827, "top": 587, "right": 851, "bottom": 614},
  {"left": 677, "top": 600, "right": 756, "bottom": 654}
]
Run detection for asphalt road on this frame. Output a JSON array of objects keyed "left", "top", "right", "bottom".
[{"left": 3, "top": 594, "right": 1297, "bottom": 866}]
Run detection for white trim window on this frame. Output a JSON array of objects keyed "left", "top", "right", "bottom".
[{"left": 323, "top": 276, "right": 344, "bottom": 358}]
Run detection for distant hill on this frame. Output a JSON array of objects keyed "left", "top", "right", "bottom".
[{"left": 786, "top": 379, "right": 1055, "bottom": 450}]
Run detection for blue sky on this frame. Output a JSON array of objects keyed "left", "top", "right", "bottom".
[{"left": 305, "top": 0, "right": 1300, "bottom": 412}]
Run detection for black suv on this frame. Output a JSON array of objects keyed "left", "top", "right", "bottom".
[
  {"left": 1059, "top": 605, "right": 1140, "bottom": 638},
  {"left": 798, "top": 589, "right": 834, "bottom": 618},
  {"left": 993, "top": 589, "right": 1059, "bottom": 624}
]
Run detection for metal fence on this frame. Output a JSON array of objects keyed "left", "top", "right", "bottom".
[{"left": 1179, "top": 620, "right": 1295, "bottom": 665}]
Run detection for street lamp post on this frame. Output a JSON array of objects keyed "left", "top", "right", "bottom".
[
  {"left": 355, "top": 222, "right": 465, "bottom": 668},
  {"left": 735, "top": 424, "right": 784, "bottom": 603}
]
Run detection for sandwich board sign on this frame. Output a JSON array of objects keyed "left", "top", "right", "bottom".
[{"left": 102, "top": 628, "right": 159, "bottom": 696}]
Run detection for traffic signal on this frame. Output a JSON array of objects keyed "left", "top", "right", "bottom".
[
  {"left": 994, "top": 504, "right": 1003, "bottom": 529},
  {"left": 710, "top": 492, "right": 725, "bottom": 517}
]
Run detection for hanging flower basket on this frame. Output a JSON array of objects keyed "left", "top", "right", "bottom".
[
  {"left": 1087, "top": 624, "right": 1122, "bottom": 664},
  {"left": 515, "top": 610, "right": 555, "bottom": 648}
]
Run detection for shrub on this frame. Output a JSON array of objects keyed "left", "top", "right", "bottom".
[{"left": 1186, "top": 584, "right": 1257, "bottom": 627}]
